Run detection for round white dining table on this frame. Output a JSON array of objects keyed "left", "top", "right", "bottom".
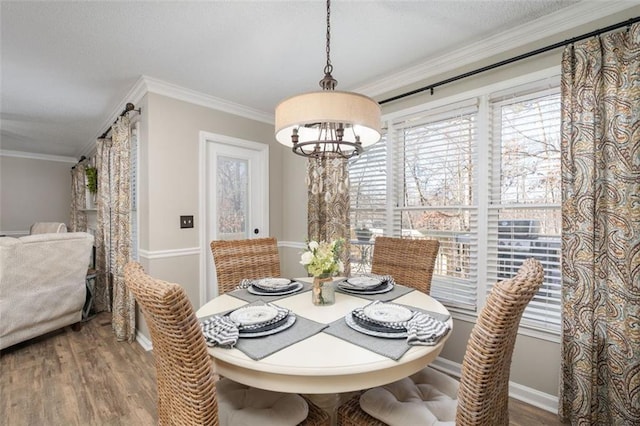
[{"left": 196, "top": 278, "right": 452, "bottom": 395}]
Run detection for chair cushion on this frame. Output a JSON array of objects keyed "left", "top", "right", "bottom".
[
  {"left": 360, "top": 367, "right": 459, "bottom": 426},
  {"left": 217, "top": 378, "right": 309, "bottom": 426}
]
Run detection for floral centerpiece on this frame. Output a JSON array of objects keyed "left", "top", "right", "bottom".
[{"left": 300, "top": 239, "right": 344, "bottom": 305}]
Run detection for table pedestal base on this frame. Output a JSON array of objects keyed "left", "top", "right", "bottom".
[{"left": 305, "top": 392, "right": 360, "bottom": 426}]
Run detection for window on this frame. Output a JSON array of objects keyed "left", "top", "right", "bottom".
[
  {"left": 393, "top": 101, "right": 479, "bottom": 310},
  {"left": 349, "top": 75, "right": 562, "bottom": 335},
  {"left": 487, "top": 88, "right": 562, "bottom": 330}
]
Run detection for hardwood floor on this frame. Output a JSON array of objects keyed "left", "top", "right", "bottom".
[{"left": 1, "top": 312, "right": 565, "bottom": 425}]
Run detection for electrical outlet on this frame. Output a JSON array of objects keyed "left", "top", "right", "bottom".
[{"left": 180, "top": 215, "right": 194, "bottom": 229}]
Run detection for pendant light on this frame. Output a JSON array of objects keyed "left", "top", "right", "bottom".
[{"left": 274, "top": 0, "right": 381, "bottom": 159}]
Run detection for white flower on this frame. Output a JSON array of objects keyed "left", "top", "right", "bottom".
[
  {"left": 300, "top": 238, "right": 345, "bottom": 277},
  {"left": 300, "top": 251, "right": 314, "bottom": 265}
]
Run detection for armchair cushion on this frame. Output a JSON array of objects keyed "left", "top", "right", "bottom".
[
  {"left": 217, "top": 378, "right": 309, "bottom": 426},
  {"left": 359, "top": 367, "right": 458, "bottom": 426}
]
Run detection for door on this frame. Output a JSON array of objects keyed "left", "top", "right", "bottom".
[{"left": 200, "top": 133, "right": 269, "bottom": 302}]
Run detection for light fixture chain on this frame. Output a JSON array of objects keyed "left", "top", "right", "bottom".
[{"left": 325, "top": 0, "right": 332, "bottom": 72}]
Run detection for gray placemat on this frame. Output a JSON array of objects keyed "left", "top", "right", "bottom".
[
  {"left": 200, "top": 300, "right": 328, "bottom": 360},
  {"left": 322, "top": 306, "right": 451, "bottom": 360},
  {"left": 334, "top": 282, "right": 414, "bottom": 302},
  {"left": 234, "top": 315, "right": 327, "bottom": 360},
  {"left": 227, "top": 281, "right": 312, "bottom": 303}
]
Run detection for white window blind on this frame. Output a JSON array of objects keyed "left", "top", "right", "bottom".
[
  {"left": 488, "top": 87, "right": 562, "bottom": 331},
  {"left": 349, "top": 136, "right": 387, "bottom": 230},
  {"left": 392, "top": 102, "right": 479, "bottom": 311},
  {"left": 348, "top": 137, "right": 387, "bottom": 273}
]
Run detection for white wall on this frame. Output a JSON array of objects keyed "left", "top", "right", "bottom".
[{"left": 0, "top": 155, "right": 73, "bottom": 235}]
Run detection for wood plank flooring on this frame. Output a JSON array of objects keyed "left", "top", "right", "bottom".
[{"left": 1, "top": 312, "right": 566, "bottom": 425}]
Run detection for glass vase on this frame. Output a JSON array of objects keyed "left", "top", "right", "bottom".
[{"left": 312, "top": 275, "right": 335, "bottom": 306}]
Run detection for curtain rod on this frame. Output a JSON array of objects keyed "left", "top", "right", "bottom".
[
  {"left": 71, "top": 155, "right": 88, "bottom": 170},
  {"left": 99, "top": 102, "right": 141, "bottom": 139},
  {"left": 380, "top": 16, "right": 640, "bottom": 105}
]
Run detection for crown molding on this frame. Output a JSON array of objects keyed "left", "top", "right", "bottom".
[
  {"left": 132, "top": 75, "right": 274, "bottom": 125},
  {"left": 0, "top": 149, "right": 78, "bottom": 164},
  {"left": 356, "top": 1, "right": 637, "bottom": 98}
]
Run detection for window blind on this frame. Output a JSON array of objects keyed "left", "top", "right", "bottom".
[
  {"left": 487, "top": 89, "right": 562, "bottom": 331},
  {"left": 392, "top": 103, "right": 479, "bottom": 312},
  {"left": 349, "top": 136, "right": 388, "bottom": 234}
]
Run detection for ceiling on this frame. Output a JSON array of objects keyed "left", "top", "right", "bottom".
[{"left": 1, "top": 1, "right": 632, "bottom": 160}]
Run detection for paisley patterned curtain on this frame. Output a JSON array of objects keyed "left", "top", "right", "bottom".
[
  {"left": 307, "top": 157, "right": 351, "bottom": 274},
  {"left": 69, "top": 164, "right": 87, "bottom": 232},
  {"left": 95, "top": 138, "right": 111, "bottom": 314},
  {"left": 559, "top": 24, "right": 640, "bottom": 424},
  {"left": 94, "top": 116, "right": 135, "bottom": 342}
]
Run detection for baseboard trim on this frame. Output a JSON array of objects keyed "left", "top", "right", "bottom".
[
  {"left": 135, "top": 330, "right": 153, "bottom": 351},
  {"left": 430, "top": 357, "right": 558, "bottom": 414}
]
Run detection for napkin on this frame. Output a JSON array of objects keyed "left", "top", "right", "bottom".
[
  {"left": 201, "top": 315, "right": 239, "bottom": 348},
  {"left": 236, "top": 279, "right": 254, "bottom": 290},
  {"left": 405, "top": 312, "right": 450, "bottom": 346}
]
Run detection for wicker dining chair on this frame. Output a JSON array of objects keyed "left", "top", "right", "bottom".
[
  {"left": 370, "top": 236, "right": 439, "bottom": 294},
  {"left": 337, "top": 258, "right": 545, "bottom": 426},
  {"left": 210, "top": 237, "right": 281, "bottom": 294},
  {"left": 124, "top": 262, "right": 329, "bottom": 426}
]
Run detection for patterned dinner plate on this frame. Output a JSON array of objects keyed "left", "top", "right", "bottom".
[
  {"left": 229, "top": 305, "right": 278, "bottom": 326},
  {"left": 239, "top": 313, "right": 297, "bottom": 338},
  {"left": 253, "top": 277, "right": 293, "bottom": 290},
  {"left": 363, "top": 303, "right": 413, "bottom": 323},
  {"left": 344, "top": 276, "right": 382, "bottom": 289},
  {"left": 337, "top": 281, "right": 393, "bottom": 295},
  {"left": 247, "top": 282, "right": 304, "bottom": 296},
  {"left": 345, "top": 313, "right": 407, "bottom": 339}
]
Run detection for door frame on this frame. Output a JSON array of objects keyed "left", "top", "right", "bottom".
[{"left": 198, "top": 131, "right": 270, "bottom": 306}]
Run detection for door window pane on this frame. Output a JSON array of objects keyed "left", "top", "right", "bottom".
[{"left": 217, "top": 156, "right": 248, "bottom": 239}]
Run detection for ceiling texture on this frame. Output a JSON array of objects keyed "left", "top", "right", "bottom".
[{"left": 1, "top": 1, "right": 635, "bottom": 161}]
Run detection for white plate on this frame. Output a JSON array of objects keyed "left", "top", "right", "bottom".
[
  {"left": 345, "top": 313, "right": 407, "bottom": 339},
  {"left": 239, "top": 314, "right": 297, "bottom": 338},
  {"left": 247, "top": 282, "right": 304, "bottom": 296},
  {"left": 254, "top": 278, "right": 292, "bottom": 290},
  {"left": 364, "top": 303, "right": 413, "bottom": 323},
  {"left": 337, "top": 281, "right": 393, "bottom": 295},
  {"left": 346, "top": 276, "right": 382, "bottom": 289},
  {"left": 229, "top": 305, "right": 278, "bottom": 326}
]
